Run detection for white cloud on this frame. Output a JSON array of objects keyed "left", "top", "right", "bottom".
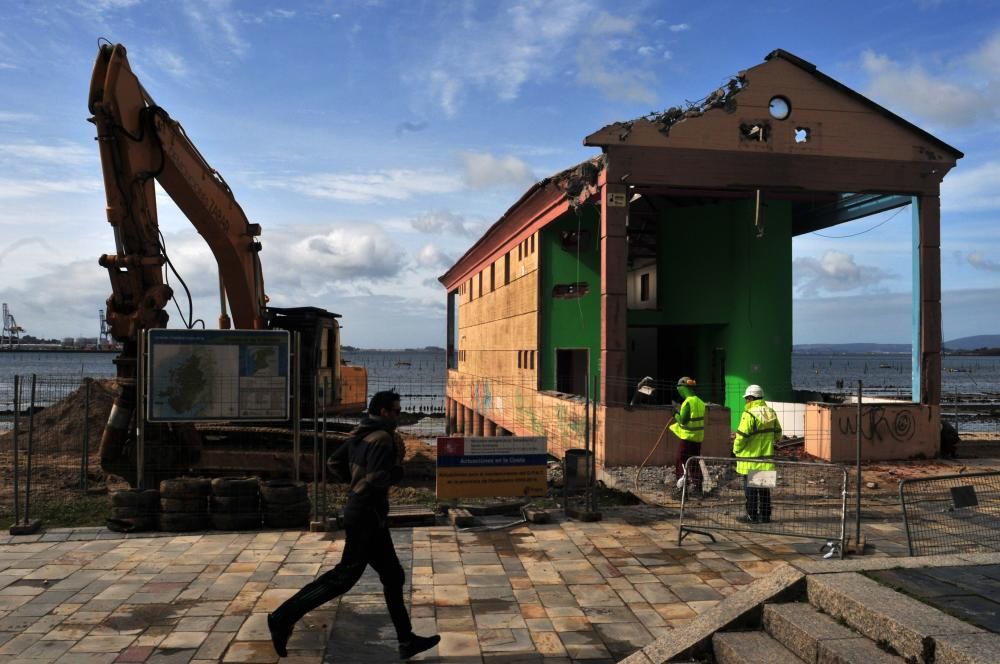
[
  {"left": 459, "top": 151, "right": 535, "bottom": 189},
  {"left": 291, "top": 226, "right": 405, "bottom": 281},
  {"left": 793, "top": 250, "right": 895, "bottom": 296},
  {"left": 150, "top": 47, "right": 187, "bottom": 78},
  {"left": 256, "top": 169, "right": 462, "bottom": 203},
  {"left": 411, "top": 210, "right": 480, "bottom": 237},
  {"left": 415, "top": 243, "right": 452, "bottom": 269},
  {"left": 668, "top": 23, "right": 689, "bottom": 32},
  {"left": 183, "top": 0, "right": 248, "bottom": 58},
  {"left": 93, "top": 0, "right": 141, "bottom": 10},
  {"left": 969, "top": 32, "right": 1000, "bottom": 77},
  {"left": 0, "top": 141, "right": 94, "bottom": 166},
  {"left": 0, "top": 111, "right": 38, "bottom": 124},
  {"left": 637, "top": 46, "right": 655, "bottom": 57},
  {"left": 859, "top": 42, "right": 997, "bottom": 128},
  {"left": 941, "top": 162, "right": 1000, "bottom": 212},
  {"left": 576, "top": 11, "right": 657, "bottom": 104},
  {"left": 413, "top": 1, "right": 657, "bottom": 114},
  {"left": 0, "top": 178, "right": 103, "bottom": 199},
  {"left": 0, "top": 63, "right": 15, "bottom": 70},
  {"left": 967, "top": 251, "right": 1000, "bottom": 273}
]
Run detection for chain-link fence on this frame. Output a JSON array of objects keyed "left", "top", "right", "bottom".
[
  {"left": 677, "top": 456, "right": 847, "bottom": 556},
  {"left": 0, "top": 375, "right": 119, "bottom": 531},
  {"left": 6, "top": 350, "right": 999, "bottom": 536},
  {"left": 900, "top": 471, "right": 1000, "bottom": 556}
]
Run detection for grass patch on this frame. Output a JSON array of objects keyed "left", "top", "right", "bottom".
[{"left": 0, "top": 493, "right": 111, "bottom": 529}]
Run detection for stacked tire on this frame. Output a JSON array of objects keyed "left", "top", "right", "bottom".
[
  {"left": 108, "top": 489, "right": 159, "bottom": 533},
  {"left": 210, "top": 477, "right": 261, "bottom": 531},
  {"left": 158, "top": 477, "right": 211, "bottom": 532},
  {"left": 261, "top": 480, "right": 311, "bottom": 528}
]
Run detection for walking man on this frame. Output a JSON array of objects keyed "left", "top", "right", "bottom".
[
  {"left": 267, "top": 390, "right": 440, "bottom": 660},
  {"left": 670, "top": 376, "right": 705, "bottom": 494},
  {"left": 732, "top": 384, "right": 781, "bottom": 523}
]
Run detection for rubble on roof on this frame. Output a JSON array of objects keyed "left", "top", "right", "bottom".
[
  {"left": 615, "top": 72, "right": 748, "bottom": 141},
  {"left": 547, "top": 155, "right": 605, "bottom": 206}
]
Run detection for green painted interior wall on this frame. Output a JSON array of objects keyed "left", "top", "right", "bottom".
[
  {"left": 628, "top": 199, "right": 793, "bottom": 427},
  {"left": 539, "top": 208, "right": 601, "bottom": 393}
]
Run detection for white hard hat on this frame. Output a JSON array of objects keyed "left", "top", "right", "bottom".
[{"left": 744, "top": 384, "right": 763, "bottom": 399}]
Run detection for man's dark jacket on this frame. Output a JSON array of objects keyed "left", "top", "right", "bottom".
[{"left": 329, "top": 415, "right": 404, "bottom": 525}]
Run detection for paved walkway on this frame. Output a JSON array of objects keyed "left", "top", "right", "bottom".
[{"left": 0, "top": 506, "right": 914, "bottom": 663}]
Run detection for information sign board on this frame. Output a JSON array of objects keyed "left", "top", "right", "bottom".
[
  {"left": 436, "top": 436, "right": 548, "bottom": 499},
  {"left": 147, "top": 329, "right": 290, "bottom": 422}
]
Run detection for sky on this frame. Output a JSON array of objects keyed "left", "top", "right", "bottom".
[{"left": 0, "top": 0, "right": 997, "bottom": 348}]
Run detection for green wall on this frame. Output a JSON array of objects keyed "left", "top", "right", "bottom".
[
  {"left": 628, "top": 199, "right": 793, "bottom": 427},
  {"left": 539, "top": 208, "right": 601, "bottom": 393}
]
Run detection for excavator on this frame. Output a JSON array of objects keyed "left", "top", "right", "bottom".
[{"left": 88, "top": 42, "right": 366, "bottom": 486}]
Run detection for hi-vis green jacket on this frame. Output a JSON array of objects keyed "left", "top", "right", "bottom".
[
  {"left": 733, "top": 398, "right": 781, "bottom": 475},
  {"left": 669, "top": 388, "right": 706, "bottom": 443}
]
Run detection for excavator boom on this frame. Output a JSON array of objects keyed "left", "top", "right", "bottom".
[{"left": 88, "top": 43, "right": 366, "bottom": 486}]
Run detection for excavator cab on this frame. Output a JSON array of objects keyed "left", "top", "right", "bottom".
[{"left": 266, "top": 306, "right": 367, "bottom": 417}]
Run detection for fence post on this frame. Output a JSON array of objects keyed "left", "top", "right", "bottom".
[
  {"left": 584, "top": 374, "right": 590, "bottom": 512},
  {"left": 23, "top": 375, "right": 36, "bottom": 524},
  {"left": 137, "top": 330, "right": 146, "bottom": 490},
  {"left": 590, "top": 372, "right": 598, "bottom": 513},
  {"left": 322, "top": 377, "right": 329, "bottom": 526},
  {"left": 293, "top": 332, "right": 301, "bottom": 482},
  {"left": 856, "top": 380, "right": 863, "bottom": 549},
  {"left": 312, "top": 372, "right": 319, "bottom": 525},
  {"left": 81, "top": 378, "right": 91, "bottom": 491},
  {"left": 11, "top": 375, "right": 19, "bottom": 526}
]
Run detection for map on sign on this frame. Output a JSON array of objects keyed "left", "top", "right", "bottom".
[{"left": 147, "top": 329, "right": 290, "bottom": 422}]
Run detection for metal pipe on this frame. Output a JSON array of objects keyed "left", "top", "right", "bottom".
[
  {"left": 856, "top": 380, "right": 863, "bottom": 549},
  {"left": 12, "top": 375, "right": 20, "bottom": 525},
  {"left": 24, "top": 375, "right": 36, "bottom": 523}
]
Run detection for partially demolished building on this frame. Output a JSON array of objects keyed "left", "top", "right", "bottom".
[{"left": 438, "top": 50, "right": 962, "bottom": 466}]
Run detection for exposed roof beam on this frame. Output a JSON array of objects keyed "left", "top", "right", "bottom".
[{"left": 793, "top": 193, "right": 912, "bottom": 236}]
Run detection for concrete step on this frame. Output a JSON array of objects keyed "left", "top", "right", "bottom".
[
  {"left": 713, "top": 631, "right": 804, "bottom": 664},
  {"left": 763, "top": 603, "right": 903, "bottom": 664},
  {"left": 807, "top": 572, "right": 983, "bottom": 663}
]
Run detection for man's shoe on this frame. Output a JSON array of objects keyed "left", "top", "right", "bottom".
[
  {"left": 744, "top": 515, "right": 760, "bottom": 524},
  {"left": 267, "top": 613, "right": 293, "bottom": 657},
  {"left": 398, "top": 633, "right": 441, "bottom": 660}
]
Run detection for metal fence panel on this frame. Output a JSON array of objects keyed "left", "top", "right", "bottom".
[
  {"left": 0, "top": 375, "right": 115, "bottom": 530},
  {"left": 900, "top": 471, "right": 1000, "bottom": 556},
  {"left": 678, "top": 455, "right": 847, "bottom": 556}
]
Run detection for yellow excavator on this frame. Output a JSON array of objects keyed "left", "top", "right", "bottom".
[{"left": 88, "top": 42, "right": 366, "bottom": 486}]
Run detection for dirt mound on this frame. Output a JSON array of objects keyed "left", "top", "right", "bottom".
[{"left": 0, "top": 379, "right": 116, "bottom": 451}]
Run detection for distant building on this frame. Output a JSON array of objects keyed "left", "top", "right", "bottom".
[{"left": 439, "top": 50, "right": 962, "bottom": 466}]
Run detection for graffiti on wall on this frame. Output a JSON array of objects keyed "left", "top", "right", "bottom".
[
  {"left": 836, "top": 406, "right": 920, "bottom": 443},
  {"left": 457, "top": 377, "right": 587, "bottom": 446}
]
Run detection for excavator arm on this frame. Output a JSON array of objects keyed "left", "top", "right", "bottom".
[{"left": 89, "top": 42, "right": 266, "bottom": 335}]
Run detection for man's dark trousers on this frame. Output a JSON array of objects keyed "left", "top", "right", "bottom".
[
  {"left": 675, "top": 441, "right": 703, "bottom": 490},
  {"left": 269, "top": 519, "right": 411, "bottom": 639},
  {"left": 743, "top": 476, "right": 772, "bottom": 523}
]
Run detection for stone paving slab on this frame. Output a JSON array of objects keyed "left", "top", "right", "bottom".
[
  {"left": 0, "top": 504, "right": 993, "bottom": 663},
  {"left": 0, "top": 507, "right": 808, "bottom": 663}
]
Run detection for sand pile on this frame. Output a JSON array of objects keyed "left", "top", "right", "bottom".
[{"left": 0, "top": 379, "right": 116, "bottom": 491}]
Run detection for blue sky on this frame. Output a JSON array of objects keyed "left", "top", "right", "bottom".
[{"left": 0, "top": 0, "right": 997, "bottom": 348}]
